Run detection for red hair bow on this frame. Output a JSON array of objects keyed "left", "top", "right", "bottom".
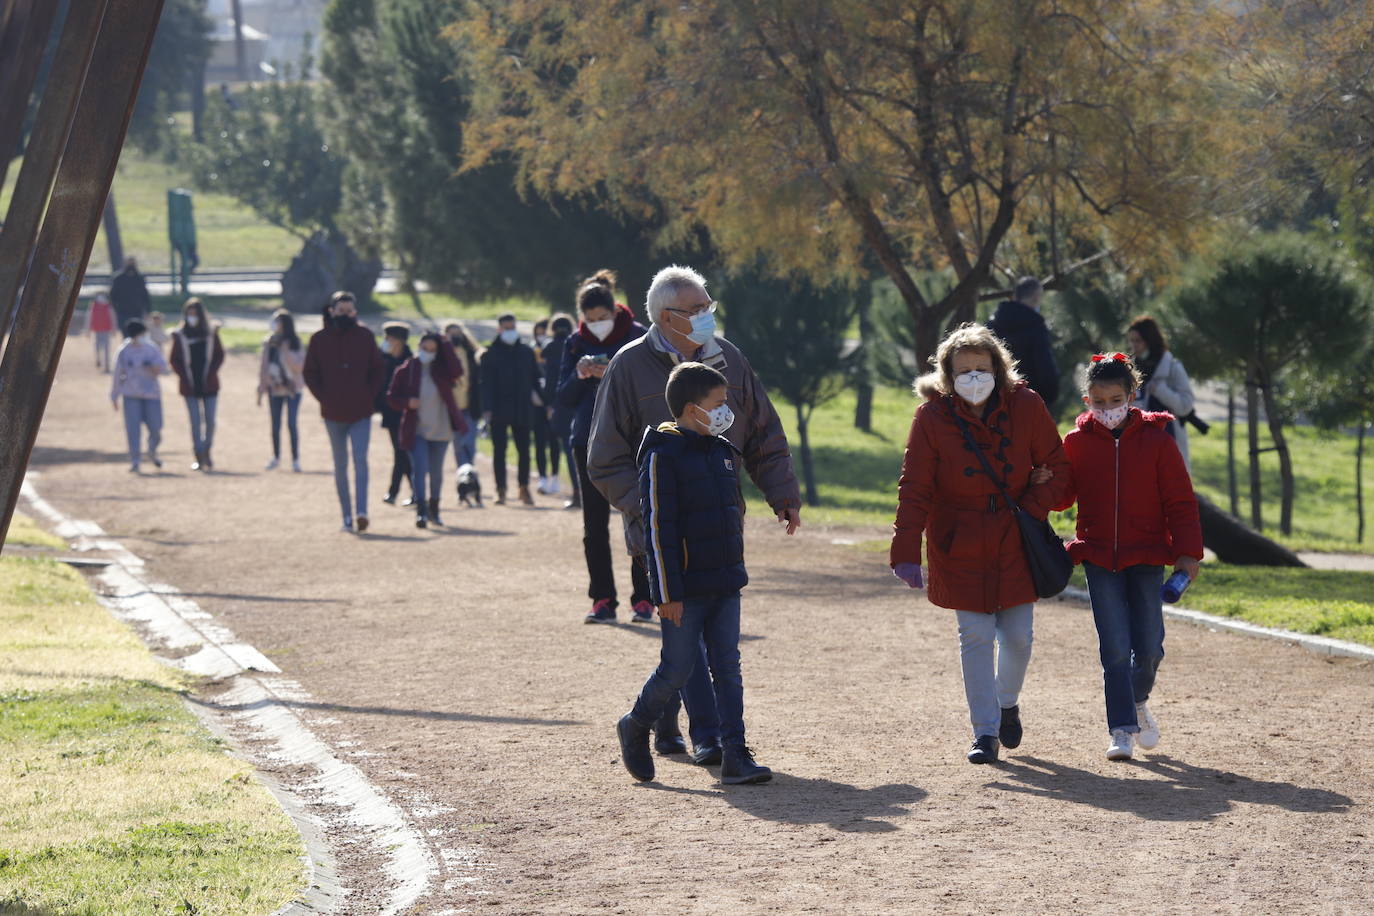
[{"left": 1091, "top": 352, "right": 1129, "bottom": 364}]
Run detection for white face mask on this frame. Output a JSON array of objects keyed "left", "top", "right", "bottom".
[
  {"left": 587, "top": 318, "right": 615, "bottom": 341},
  {"left": 1091, "top": 405, "right": 1130, "bottom": 429},
  {"left": 186, "top": 314, "right": 201, "bottom": 328},
  {"left": 417, "top": 349, "right": 436, "bottom": 365},
  {"left": 499, "top": 329, "right": 519, "bottom": 345},
  {"left": 136, "top": 334, "right": 149, "bottom": 345},
  {"left": 695, "top": 402, "right": 734, "bottom": 436},
  {"left": 953, "top": 370, "right": 995, "bottom": 406}
]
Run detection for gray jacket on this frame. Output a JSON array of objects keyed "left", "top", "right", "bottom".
[{"left": 587, "top": 326, "right": 801, "bottom": 556}]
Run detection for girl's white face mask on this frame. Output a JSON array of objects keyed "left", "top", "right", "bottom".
[
  {"left": 1091, "top": 405, "right": 1130, "bottom": 429},
  {"left": 587, "top": 319, "right": 615, "bottom": 341},
  {"left": 953, "top": 370, "right": 995, "bottom": 406}
]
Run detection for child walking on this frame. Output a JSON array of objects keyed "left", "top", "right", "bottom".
[
  {"left": 616, "top": 362, "right": 771, "bottom": 785},
  {"left": 85, "top": 292, "right": 115, "bottom": 371},
  {"left": 1056, "top": 353, "right": 1203, "bottom": 761},
  {"left": 110, "top": 319, "right": 168, "bottom": 472}
]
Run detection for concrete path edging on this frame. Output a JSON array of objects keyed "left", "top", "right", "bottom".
[
  {"left": 1059, "top": 585, "right": 1374, "bottom": 663},
  {"left": 20, "top": 477, "right": 441, "bottom": 914}
]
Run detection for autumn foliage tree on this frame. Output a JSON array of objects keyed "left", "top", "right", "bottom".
[{"left": 456, "top": 0, "right": 1229, "bottom": 364}]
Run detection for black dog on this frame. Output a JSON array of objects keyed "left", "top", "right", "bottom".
[{"left": 457, "top": 463, "right": 483, "bottom": 508}]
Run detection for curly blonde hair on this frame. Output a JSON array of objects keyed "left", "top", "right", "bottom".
[{"left": 913, "top": 323, "right": 1023, "bottom": 401}]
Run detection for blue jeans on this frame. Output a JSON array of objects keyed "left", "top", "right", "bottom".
[
  {"left": 410, "top": 436, "right": 449, "bottom": 507},
  {"left": 185, "top": 395, "right": 217, "bottom": 453},
  {"left": 631, "top": 593, "right": 741, "bottom": 748},
  {"left": 955, "top": 604, "right": 1034, "bottom": 739},
  {"left": 122, "top": 396, "right": 162, "bottom": 468},
  {"left": 269, "top": 393, "right": 301, "bottom": 460},
  {"left": 1084, "top": 563, "right": 1166, "bottom": 733},
  {"left": 324, "top": 418, "right": 371, "bottom": 523},
  {"left": 453, "top": 409, "right": 479, "bottom": 467}
]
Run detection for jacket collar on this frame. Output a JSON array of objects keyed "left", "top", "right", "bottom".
[
  {"left": 1075, "top": 406, "right": 1174, "bottom": 437},
  {"left": 646, "top": 325, "right": 728, "bottom": 371}
]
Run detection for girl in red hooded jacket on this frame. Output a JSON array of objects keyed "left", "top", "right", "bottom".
[{"left": 1055, "top": 353, "right": 1203, "bottom": 762}]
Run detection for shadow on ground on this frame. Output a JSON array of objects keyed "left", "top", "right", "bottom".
[
  {"left": 644, "top": 774, "right": 926, "bottom": 832},
  {"left": 985, "top": 754, "right": 1354, "bottom": 822},
  {"left": 196, "top": 694, "right": 583, "bottom": 728}
]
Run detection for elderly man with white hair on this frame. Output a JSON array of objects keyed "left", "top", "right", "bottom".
[{"left": 587, "top": 264, "right": 801, "bottom": 766}]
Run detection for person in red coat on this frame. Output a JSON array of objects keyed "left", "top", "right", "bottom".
[
  {"left": 386, "top": 332, "right": 469, "bottom": 528},
  {"left": 1054, "top": 353, "right": 1203, "bottom": 761},
  {"left": 168, "top": 298, "right": 226, "bottom": 472},
  {"left": 304, "top": 291, "right": 386, "bottom": 533},
  {"left": 890, "top": 324, "right": 1071, "bottom": 765}
]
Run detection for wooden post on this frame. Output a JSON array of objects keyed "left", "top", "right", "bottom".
[
  {"left": 1245, "top": 368, "right": 1263, "bottom": 531},
  {"left": 0, "top": 0, "right": 110, "bottom": 341},
  {"left": 0, "top": 0, "right": 167, "bottom": 551},
  {"left": 0, "top": 0, "right": 59, "bottom": 191}
]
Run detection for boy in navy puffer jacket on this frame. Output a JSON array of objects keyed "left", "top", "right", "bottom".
[{"left": 616, "top": 362, "right": 772, "bottom": 785}]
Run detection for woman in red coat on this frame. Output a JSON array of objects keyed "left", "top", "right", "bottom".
[{"left": 890, "top": 324, "right": 1071, "bottom": 764}]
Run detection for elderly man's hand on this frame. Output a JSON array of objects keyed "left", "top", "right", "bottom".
[{"left": 777, "top": 506, "right": 801, "bottom": 535}]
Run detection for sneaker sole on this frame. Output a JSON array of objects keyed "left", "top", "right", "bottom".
[
  {"left": 584, "top": 617, "right": 616, "bottom": 624},
  {"left": 1137, "top": 736, "right": 1159, "bottom": 750},
  {"left": 1106, "top": 749, "right": 1133, "bottom": 761}
]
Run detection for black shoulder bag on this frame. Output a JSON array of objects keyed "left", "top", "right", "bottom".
[{"left": 949, "top": 400, "right": 1072, "bottom": 598}]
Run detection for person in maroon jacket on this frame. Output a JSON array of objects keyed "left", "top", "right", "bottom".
[
  {"left": 168, "top": 298, "right": 226, "bottom": 471},
  {"left": 304, "top": 291, "right": 385, "bottom": 533},
  {"left": 386, "top": 332, "right": 468, "bottom": 528},
  {"left": 1054, "top": 352, "right": 1203, "bottom": 762}
]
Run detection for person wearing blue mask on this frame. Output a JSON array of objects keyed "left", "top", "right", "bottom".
[
  {"left": 480, "top": 313, "right": 539, "bottom": 506},
  {"left": 586, "top": 265, "right": 801, "bottom": 767}
]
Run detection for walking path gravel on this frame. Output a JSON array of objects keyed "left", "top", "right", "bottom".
[{"left": 23, "top": 347, "right": 1374, "bottom": 913}]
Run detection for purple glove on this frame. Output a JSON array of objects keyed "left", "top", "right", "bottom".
[{"left": 892, "top": 562, "right": 924, "bottom": 589}]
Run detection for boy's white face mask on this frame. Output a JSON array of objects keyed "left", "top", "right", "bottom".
[{"left": 695, "top": 402, "right": 734, "bottom": 436}]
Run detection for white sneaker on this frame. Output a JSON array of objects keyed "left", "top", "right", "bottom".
[
  {"left": 292, "top": 459, "right": 302, "bottom": 472},
  {"left": 265, "top": 457, "right": 279, "bottom": 470},
  {"left": 547, "top": 477, "right": 560, "bottom": 495},
  {"left": 1135, "top": 702, "right": 1160, "bottom": 750},
  {"left": 536, "top": 476, "right": 551, "bottom": 495},
  {"left": 1107, "top": 729, "right": 1134, "bottom": 761}
]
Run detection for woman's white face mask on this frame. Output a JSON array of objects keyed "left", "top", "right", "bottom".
[
  {"left": 586, "top": 318, "right": 615, "bottom": 341},
  {"left": 953, "top": 370, "right": 996, "bottom": 406}
]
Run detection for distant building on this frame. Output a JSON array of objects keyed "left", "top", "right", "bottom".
[{"left": 205, "top": 0, "right": 326, "bottom": 80}]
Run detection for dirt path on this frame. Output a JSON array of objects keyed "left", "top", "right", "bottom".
[{"left": 25, "top": 345, "right": 1374, "bottom": 914}]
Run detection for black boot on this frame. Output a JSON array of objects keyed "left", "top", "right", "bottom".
[
  {"left": 617, "top": 714, "right": 654, "bottom": 781},
  {"left": 415, "top": 506, "right": 427, "bottom": 529},
  {"left": 967, "top": 735, "right": 999, "bottom": 764},
  {"left": 653, "top": 714, "right": 687, "bottom": 755},
  {"left": 428, "top": 497, "right": 442, "bottom": 527},
  {"left": 720, "top": 745, "right": 772, "bottom": 785},
  {"left": 999, "top": 705, "right": 1023, "bottom": 750},
  {"left": 203, "top": 447, "right": 214, "bottom": 470}
]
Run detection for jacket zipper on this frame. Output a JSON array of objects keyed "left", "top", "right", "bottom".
[{"left": 1113, "top": 437, "right": 1121, "bottom": 571}]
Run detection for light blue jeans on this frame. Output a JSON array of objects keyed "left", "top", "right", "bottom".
[
  {"left": 409, "top": 436, "right": 449, "bottom": 507},
  {"left": 325, "top": 418, "right": 371, "bottom": 523},
  {"left": 184, "top": 395, "right": 217, "bottom": 454},
  {"left": 453, "top": 409, "right": 479, "bottom": 467},
  {"left": 955, "top": 603, "right": 1034, "bottom": 739},
  {"left": 122, "top": 396, "right": 162, "bottom": 468}
]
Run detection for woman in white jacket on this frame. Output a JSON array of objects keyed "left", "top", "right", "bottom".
[{"left": 1128, "top": 315, "right": 1197, "bottom": 468}]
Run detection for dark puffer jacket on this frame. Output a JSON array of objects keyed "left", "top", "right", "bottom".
[
  {"left": 637, "top": 423, "right": 748, "bottom": 606},
  {"left": 556, "top": 305, "right": 646, "bottom": 448},
  {"left": 987, "top": 299, "right": 1059, "bottom": 407}
]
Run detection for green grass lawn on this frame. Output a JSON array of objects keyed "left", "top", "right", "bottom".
[
  {"left": 0, "top": 555, "right": 304, "bottom": 914},
  {"left": 1183, "top": 563, "right": 1374, "bottom": 647},
  {"left": 1, "top": 146, "right": 301, "bottom": 276}
]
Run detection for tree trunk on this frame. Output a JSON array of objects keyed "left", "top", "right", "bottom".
[
  {"left": 795, "top": 402, "right": 819, "bottom": 507},
  {"left": 230, "top": 0, "right": 247, "bottom": 82},
  {"left": 854, "top": 293, "right": 873, "bottom": 432},
  {"left": 1246, "top": 367, "right": 1262, "bottom": 531},
  {"left": 1198, "top": 495, "right": 1306, "bottom": 567},
  {"left": 1227, "top": 385, "right": 1238, "bottom": 517},
  {"left": 914, "top": 308, "right": 947, "bottom": 376},
  {"left": 190, "top": 61, "right": 205, "bottom": 142},
  {"left": 1358, "top": 422, "right": 1366, "bottom": 544},
  {"left": 102, "top": 192, "right": 123, "bottom": 276},
  {"left": 1256, "top": 366, "right": 1294, "bottom": 535}
]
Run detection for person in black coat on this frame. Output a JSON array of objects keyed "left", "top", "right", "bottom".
[
  {"left": 480, "top": 313, "right": 539, "bottom": 505},
  {"left": 986, "top": 276, "right": 1059, "bottom": 408},
  {"left": 378, "top": 323, "right": 415, "bottom": 506},
  {"left": 542, "top": 313, "right": 580, "bottom": 508},
  {"left": 110, "top": 257, "right": 152, "bottom": 328}
]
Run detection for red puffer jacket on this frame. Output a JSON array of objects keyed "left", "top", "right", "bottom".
[
  {"left": 1055, "top": 408, "right": 1203, "bottom": 570},
  {"left": 891, "top": 384, "right": 1071, "bottom": 613}
]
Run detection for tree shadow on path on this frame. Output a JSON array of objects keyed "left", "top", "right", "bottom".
[
  {"left": 642, "top": 774, "right": 926, "bottom": 832},
  {"left": 986, "top": 754, "right": 1354, "bottom": 822}
]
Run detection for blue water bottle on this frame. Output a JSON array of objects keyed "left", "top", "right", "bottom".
[{"left": 1161, "top": 571, "right": 1192, "bottom": 604}]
